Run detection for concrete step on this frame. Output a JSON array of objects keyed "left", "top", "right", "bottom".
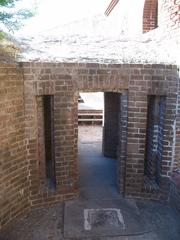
[{"left": 78, "top": 109, "right": 103, "bottom": 125}]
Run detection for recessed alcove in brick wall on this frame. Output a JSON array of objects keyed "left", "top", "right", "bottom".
[{"left": 145, "top": 96, "right": 166, "bottom": 183}]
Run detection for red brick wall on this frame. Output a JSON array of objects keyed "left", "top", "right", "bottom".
[
  {"left": 1, "top": 62, "right": 179, "bottom": 229},
  {"left": 22, "top": 62, "right": 179, "bottom": 204},
  {"left": 174, "top": 78, "right": 180, "bottom": 170},
  {"left": 143, "top": 0, "right": 158, "bottom": 33},
  {"left": 0, "top": 63, "right": 29, "bottom": 229},
  {"left": 117, "top": 91, "right": 128, "bottom": 193},
  {"left": 143, "top": 0, "right": 180, "bottom": 38},
  {"left": 159, "top": 0, "right": 180, "bottom": 33},
  {"left": 23, "top": 63, "right": 79, "bottom": 208}
]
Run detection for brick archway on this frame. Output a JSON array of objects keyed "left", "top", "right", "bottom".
[{"left": 143, "top": 0, "right": 158, "bottom": 33}]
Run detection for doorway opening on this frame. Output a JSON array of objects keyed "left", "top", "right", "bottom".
[{"left": 78, "top": 92, "right": 121, "bottom": 199}]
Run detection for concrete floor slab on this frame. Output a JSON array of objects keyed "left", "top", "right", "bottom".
[
  {"left": 63, "top": 198, "right": 152, "bottom": 238},
  {"left": 0, "top": 204, "right": 64, "bottom": 240},
  {"left": 1, "top": 199, "right": 180, "bottom": 240},
  {"left": 64, "top": 198, "right": 180, "bottom": 239}
]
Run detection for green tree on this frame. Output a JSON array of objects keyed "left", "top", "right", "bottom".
[{"left": 0, "top": 0, "right": 34, "bottom": 32}]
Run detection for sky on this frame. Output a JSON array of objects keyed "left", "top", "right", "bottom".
[
  {"left": 16, "top": 0, "right": 145, "bottom": 37},
  {"left": 17, "top": 0, "right": 110, "bottom": 35}
]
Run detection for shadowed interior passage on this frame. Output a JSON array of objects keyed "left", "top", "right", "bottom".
[{"left": 78, "top": 126, "right": 120, "bottom": 199}]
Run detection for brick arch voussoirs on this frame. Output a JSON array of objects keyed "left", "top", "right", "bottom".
[{"left": 143, "top": 0, "right": 158, "bottom": 33}]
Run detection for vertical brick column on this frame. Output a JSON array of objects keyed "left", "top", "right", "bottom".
[
  {"left": 159, "top": 94, "right": 178, "bottom": 196},
  {"left": 23, "top": 63, "right": 42, "bottom": 205},
  {"left": 125, "top": 92, "right": 148, "bottom": 196},
  {"left": 143, "top": 0, "right": 158, "bottom": 33},
  {"left": 54, "top": 74, "right": 78, "bottom": 193},
  {"left": 156, "top": 96, "right": 166, "bottom": 184},
  {"left": 117, "top": 90, "right": 128, "bottom": 194},
  {"left": 174, "top": 76, "right": 180, "bottom": 170}
]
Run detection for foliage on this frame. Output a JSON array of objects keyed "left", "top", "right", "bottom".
[
  {"left": 0, "top": 0, "right": 15, "bottom": 7},
  {"left": 0, "top": 31, "right": 5, "bottom": 39},
  {"left": 0, "top": 0, "right": 34, "bottom": 32}
]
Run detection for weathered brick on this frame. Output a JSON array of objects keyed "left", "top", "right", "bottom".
[{"left": 1, "top": 60, "right": 180, "bottom": 230}]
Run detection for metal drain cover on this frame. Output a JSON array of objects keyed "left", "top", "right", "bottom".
[{"left": 84, "top": 208, "right": 125, "bottom": 231}]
